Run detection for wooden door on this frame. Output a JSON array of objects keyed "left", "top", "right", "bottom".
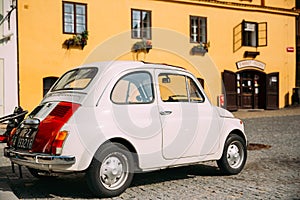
[
  {"left": 222, "top": 70, "right": 238, "bottom": 111},
  {"left": 266, "top": 72, "right": 279, "bottom": 109},
  {"left": 240, "top": 73, "right": 253, "bottom": 109}
]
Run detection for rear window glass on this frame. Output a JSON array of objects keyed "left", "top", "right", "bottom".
[{"left": 51, "top": 67, "right": 98, "bottom": 91}]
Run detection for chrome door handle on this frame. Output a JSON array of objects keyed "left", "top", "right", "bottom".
[{"left": 160, "top": 111, "right": 172, "bottom": 115}]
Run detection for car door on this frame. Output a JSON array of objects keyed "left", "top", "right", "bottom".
[
  {"left": 155, "top": 69, "right": 220, "bottom": 160},
  {"left": 109, "top": 70, "right": 163, "bottom": 158}
]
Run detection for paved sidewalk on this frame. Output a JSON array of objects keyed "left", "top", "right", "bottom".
[
  {"left": 233, "top": 105, "right": 300, "bottom": 119},
  {"left": 0, "top": 124, "right": 19, "bottom": 200},
  {"left": 0, "top": 141, "right": 18, "bottom": 200},
  {"left": 0, "top": 181, "right": 19, "bottom": 200}
]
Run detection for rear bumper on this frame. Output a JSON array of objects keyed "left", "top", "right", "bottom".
[{"left": 4, "top": 147, "right": 75, "bottom": 172}]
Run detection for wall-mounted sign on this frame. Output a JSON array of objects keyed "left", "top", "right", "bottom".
[
  {"left": 218, "top": 94, "right": 225, "bottom": 108},
  {"left": 236, "top": 60, "right": 266, "bottom": 70},
  {"left": 244, "top": 23, "right": 256, "bottom": 32},
  {"left": 271, "top": 76, "right": 277, "bottom": 82},
  {"left": 286, "top": 47, "right": 294, "bottom": 52}
]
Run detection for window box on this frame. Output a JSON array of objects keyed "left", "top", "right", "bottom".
[
  {"left": 244, "top": 51, "right": 260, "bottom": 58},
  {"left": 132, "top": 40, "right": 152, "bottom": 53},
  {"left": 191, "top": 42, "right": 209, "bottom": 55},
  {"left": 63, "top": 30, "right": 88, "bottom": 49}
]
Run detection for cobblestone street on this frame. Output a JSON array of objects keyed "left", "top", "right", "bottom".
[{"left": 0, "top": 107, "right": 300, "bottom": 199}]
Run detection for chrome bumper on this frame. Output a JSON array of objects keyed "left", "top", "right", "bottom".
[{"left": 4, "top": 147, "right": 75, "bottom": 171}]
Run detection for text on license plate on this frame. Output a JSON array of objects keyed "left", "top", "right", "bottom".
[
  {"left": 16, "top": 128, "right": 36, "bottom": 149},
  {"left": 17, "top": 137, "right": 34, "bottom": 149}
]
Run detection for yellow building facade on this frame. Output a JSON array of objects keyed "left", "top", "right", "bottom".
[{"left": 17, "top": 0, "right": 298, "bottom": 112}]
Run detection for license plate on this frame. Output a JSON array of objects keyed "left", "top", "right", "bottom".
[
  {"left": 17, "top": 137, "right": 34, "bottom": 149},
  {"left": 16, "top": 128, "right": 36, "bottom": 149}
]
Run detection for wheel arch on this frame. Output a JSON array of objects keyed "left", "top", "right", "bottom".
[
  {"left": 217, "top": 128, "right": 248, "bottom": 174},
  {"left": 228, "top": 129, "right": 247, "bottom": 144},
  {"left": 101, "top": 138, "right": 140, "bottom": 171},
  {"left": 217, "top": 128, "right": 247, "bottom": 160}
]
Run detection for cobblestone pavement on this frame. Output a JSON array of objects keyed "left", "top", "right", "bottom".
[{"left": 0, "top": 107, "right": 299, "bottom": 199}]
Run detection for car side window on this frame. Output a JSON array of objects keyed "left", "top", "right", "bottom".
[
  {"left": 111, "top": 72, "right": 154, "bottom": 104},
  {"left": 187, "top": 77, "right": 205, "bottom": 103},
  {"left": 159, "top": 73, "right": 204, "bottom": 103},
  {"left": 159, "top": 74, "right": 188, "bottom": 102}
]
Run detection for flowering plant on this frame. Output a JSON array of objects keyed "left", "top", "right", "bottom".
[
  {"left": 194, "top": 42, "right": 209, "bottom": 51},
  {"left": 132, "top": 39, "right": 152, "bottom": 53},
  {"left": 191, "top": 42, "right": 210, "bottom": 55},
  {"left": 64, "top": 30, "right": 89, "bottom": 49}
]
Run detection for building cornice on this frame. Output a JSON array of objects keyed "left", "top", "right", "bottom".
[{"left": 152, "top": 0, "right": 299, "bottom": 16}]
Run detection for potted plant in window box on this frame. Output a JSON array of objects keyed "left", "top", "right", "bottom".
[
  {"left": 64, "top": 30, "right": 89, "bottom": 49},
  {"left": 191, "top": 42, "right": 209, "bottom": 55},
  {"left": 132, "top": 39, "right": 152, "bottom": 53}
]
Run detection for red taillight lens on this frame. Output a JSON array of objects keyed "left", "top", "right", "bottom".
[
  {"left": 31, "top": 102, "right": 80, "bottom": 155},
  {"left": 0, "top": 135, "right": 6, "bottom": 143},
  {"left": 0, "top": 128, "right": 17, "bottom": 144},
  {"left": 52, "top": 130, "right": 68, "bottom": 155}
]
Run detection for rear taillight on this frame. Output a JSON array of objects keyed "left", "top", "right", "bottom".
[
  {"left": 52, "top": 130, "right": 68, "bottom": 155},
  {"left": 0, "top": 135, "right": 6, "bottom": 143},
  {"left": 31, "top": 102, "right": 80, "bottom": 155},
  {"left": 1, "top": 128, "right": 17, "bottom": 144}
]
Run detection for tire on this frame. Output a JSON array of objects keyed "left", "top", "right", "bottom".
[
  {"left": 217, "top": 134, "right": 247, "bottom": 175},
  {"left": 86, "top": 143, "right": 134, "bottom": 198}
]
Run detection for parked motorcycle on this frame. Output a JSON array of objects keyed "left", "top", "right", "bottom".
[{"left": 0, "top": 107, "right": 28, "bottom": 143}]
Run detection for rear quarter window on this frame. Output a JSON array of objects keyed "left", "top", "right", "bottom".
[{"left": 111, "top": 71, "right": 154, "bottom": 104}]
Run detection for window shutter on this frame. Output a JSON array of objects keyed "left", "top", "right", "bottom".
[
  {"left": 266, "top": 72, "right": 279, "bottom": 109},
  {"left": 233, "top": 22, "right": 243, "bottom": 52},
  {"left": 258, "top": 22, "right": 267, "bottom": 47}
]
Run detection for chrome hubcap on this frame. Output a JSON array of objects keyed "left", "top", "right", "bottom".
[
  {"left": 100, "top": 153, "right": 128, "bottom": 190},
  {"left": 227, "top": 142, "right": 244, "bottom": 169}
]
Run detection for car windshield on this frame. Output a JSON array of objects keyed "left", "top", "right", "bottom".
[{"left": 51, "top": 67, "right": 98, "bottom": 91}]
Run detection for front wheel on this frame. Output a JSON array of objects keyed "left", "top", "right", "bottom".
[
  {"left": 217, "top": 134, "right": 247, "bottom": 175},
  {"left": 86, "top": 143, "right": 134, "bottom": 198}
]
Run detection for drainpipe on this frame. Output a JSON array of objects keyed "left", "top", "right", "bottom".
[{"left": 15, "top": 0, "right": 20, "bottom": 106}]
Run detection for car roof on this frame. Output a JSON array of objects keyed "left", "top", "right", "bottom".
[{"left": 76, "top": 61, "right": 187, "bottom": 75}]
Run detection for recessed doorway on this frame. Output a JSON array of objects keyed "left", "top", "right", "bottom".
[
  {"left": 223, "top": 69, "right": 279, "bottom": 110},
  {"left": 237, "top": 70, "right": 266, "bottom": 109}
]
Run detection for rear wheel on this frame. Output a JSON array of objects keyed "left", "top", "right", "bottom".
[
  {"left": 217, "top": 134, "right": 247, "bottom": 175},
  {"left": 86, "top": 143, "right": 134, "bottom": 198}
]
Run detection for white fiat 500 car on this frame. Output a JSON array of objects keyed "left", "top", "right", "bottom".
[{"left": 5, "top": 61, "right": 247, "bottom": 197}]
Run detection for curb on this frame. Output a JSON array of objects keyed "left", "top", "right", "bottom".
[{"left": 233, "top": 106, "right": 300, "bottom": 119}]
